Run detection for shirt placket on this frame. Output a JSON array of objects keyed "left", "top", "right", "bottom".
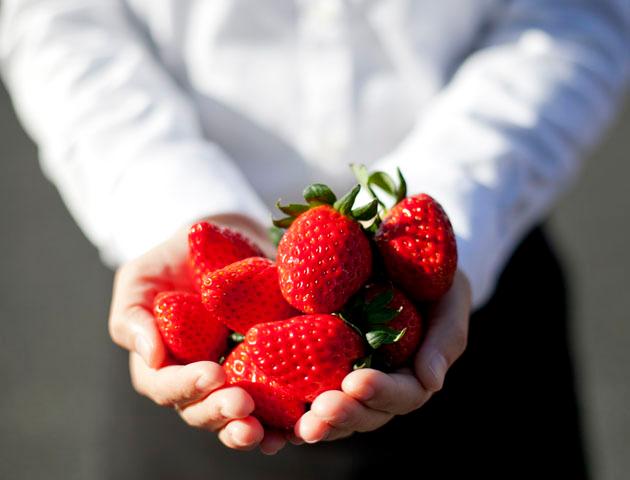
[{"left": 296, "top": 0, "right": 352, "bottom": 169}]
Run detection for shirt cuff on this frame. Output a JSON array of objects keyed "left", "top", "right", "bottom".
[{"left": 373, "top": 153, "right": 501, "bottom": 310}]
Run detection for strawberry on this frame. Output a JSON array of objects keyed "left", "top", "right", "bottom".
[
  {"left": 376, "top": 194, "right": 457, "bottom": 301},
  {"left": 154, "top": 291, "right": 229, "bottom": 364},
  {"left": 360, "top": 284, "right": 423, "bottom": 368},
  {"left": 351, "top": 165, "right": 457, "bottom": 301},
  {"left": 201, "top": 257, "right": 297, "bottom": 334},
  {"left": 223, "top": 343, "right": 305, "bottom": 430},
  {"left": 274, "top": 184, "right": 377, "bottom": 313},
  {"left": 244, "top": 314, "right": 365, "bottom": 402},
  {"left": 188, "top": 221, "right": 264, "bottom": 291}
]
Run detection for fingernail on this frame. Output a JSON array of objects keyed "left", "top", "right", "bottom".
[
  {"left": 304, "top": 433, "right": 321, "bottom": 444},
  {"left": 195, "top": 372, "right": 213, "bottom": 391},
  {"left": 305, "top": 429, "right": 329, "bottom": 444},
  {"left": 428, "top": 353, "right": 447, "bottom": 391},
  {"left": 261, "top": 444, "right": 282, "bottom": 456},
  {"left": 134, "top": 334, "right": 152, "bottom": 365}
]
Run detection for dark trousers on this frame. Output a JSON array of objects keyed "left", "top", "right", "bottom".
[{"left": 104, "top": 228, "right": 588, "bottom": 479}]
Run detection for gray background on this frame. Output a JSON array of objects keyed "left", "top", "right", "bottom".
[{"left": 0, "top": 79, "right": 628, "bottom": 479}]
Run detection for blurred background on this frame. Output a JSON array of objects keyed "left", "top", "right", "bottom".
[{"left": 0, "top": 81, "right": 628, "bottom": 479}]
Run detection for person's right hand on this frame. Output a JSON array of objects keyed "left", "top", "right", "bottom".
[{"left": 108, "top": 214, "right": 287, "bottom": 455}]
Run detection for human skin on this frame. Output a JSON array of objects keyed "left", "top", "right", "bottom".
[{"left": 108, "top": 214, "right": 471, "bottom": 454}]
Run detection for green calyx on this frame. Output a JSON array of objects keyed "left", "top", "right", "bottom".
[
  {"left": 353, "top": 355, "right": 372, "bottom": 370},
  {"left": 344, "top": 287, "right": 407, "bottom": 353},
  {"left": 333, "top": 289, "right": 407, "bottom": 371},
  {"left": 230, "top": 332, "right": 245, "bottom": 343},
  {"left": 304, "top": 183, "right": 337, "bottom": 205},
  {"left": 268, "top": 226, "right": 285, "bottom": 247},
  {"left": 334, "top": 313, "right": 373, "bottom": 371},
  {"left": 272, "top": 164, "right": 407, "bottom": 230},
  {"left": 272, "top": 182, "right": 379, "bottom": 229},
  {"left": 360, "top": 288, "right": 406, "bottom": 350},
  {"left": 222, "top": 332, "right": 246, "bottom": 365},
  {"left": 365, "top": 327, "right": 407, "bottom": 350},
  {"left": 350, "top": 164, "right": 407, "bottom": 223}
]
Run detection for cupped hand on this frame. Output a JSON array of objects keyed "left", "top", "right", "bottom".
[
  {"left": 108, "top": 214, "right": 285, "bottom": 454},
  {"left": 294, "top": 270, "right": 471, "bottom": 443}
]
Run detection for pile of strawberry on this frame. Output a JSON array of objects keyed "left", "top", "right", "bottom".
[{"left": 153, "top": 166, "right": 457, "bottom": 430}]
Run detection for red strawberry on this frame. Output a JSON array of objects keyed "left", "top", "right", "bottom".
[
  {"left": 188, "top": 221, "right": 264, "bottom": 291},
  {"left": 201, "top": 257, "right": 297, "bottom": 334},
  {"left": 274, "top": 184, "right": 376, "bottom": 314},
  {"left": 375, "top": 194, "right": 457, "bottom": 301},
  {"left": 244, "top": 314, "right": 365, "bottom": 402},
  {"left": 154, "top": 291, "right": 229, "bottom": 364},
  {"left": 362, "top": 284, "right": 423, "bottom": 368},
  {"left": 223, "top": 343, "right": 305, "bottom": 430}
]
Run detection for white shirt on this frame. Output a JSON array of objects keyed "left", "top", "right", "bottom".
[{"left": 1, "top": 0, "right": 628, "bottom": 308}]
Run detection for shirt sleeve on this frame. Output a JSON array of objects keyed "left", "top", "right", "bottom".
[
  {"left": 0, "top": 0, "right": 271, "bottom": 266},
  {"left": 375, "top": 0, "right": 630, "bottom": 309}
]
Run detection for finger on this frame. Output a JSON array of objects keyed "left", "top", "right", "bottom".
[
  {"left": 178, "top": 387, "right": 254, "bottom": 431},
  {"left": 294, "top": 410, "right": 332, "bottom": 444},
  {"left": 341, "top": 368, "right": 428, "bottom": 415},
  {"left": 285, "top": 432, "right": 304, "bottom": 446},
  {"left": 325, "top": 429, "right": 354, "bottom": 441},
  {"left": 259, "top": 430, "right": 288, "bottom": 455},
  {"left": 217, "top": 417, "right": 265, "bottom": 451},
  {"left": 109, "top": 262, "right": 168, "bottom": 368},
  {"left": 414, "top": 270, "right": 471, "bottom": 392},
  {"left": 129, "top": 354, "right": 225, "bottom": 407},
  {"left": 310, "top": 390, "right": 393, "bottom": 432}
]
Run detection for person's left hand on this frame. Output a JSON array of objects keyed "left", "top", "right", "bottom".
[{"left": 292, "top": 270, "right": 471, "bottom": 444}]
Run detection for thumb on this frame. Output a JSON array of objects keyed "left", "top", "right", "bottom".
[
  {"left": 414, "top": 270, "right": 471, "bottom": 392},
  {"left": 108, "top": 264, "right": 167, "bottom": 369}
]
